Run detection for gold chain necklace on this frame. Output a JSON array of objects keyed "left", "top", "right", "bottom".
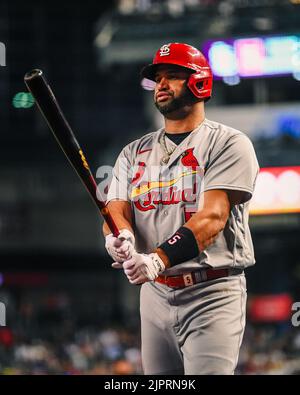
[{"left": 159, "top": 132, "right": 176, "bottom": 165}]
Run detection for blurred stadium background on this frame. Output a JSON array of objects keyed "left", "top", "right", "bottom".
[{"left": 1, "top": 0, "right": 300, "bottom": 375}]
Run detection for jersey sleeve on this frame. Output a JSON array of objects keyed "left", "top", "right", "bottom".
[
  {"left": 106, "top": 146, "right": 132, "bottom": 203},
  {"left": 203, "top": 134, "right": 259, "bottom": 203}
]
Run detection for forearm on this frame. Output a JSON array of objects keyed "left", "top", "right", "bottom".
[
  {"left": 184, "top": 209, "right": 226, "bottom": 251},
  {"left": 102, "top": 201, "right": 134, "bottom": 236},
  {"left": 155, "top": 190, "right": 231, "bottom": 269},
  {"left": 103, "top": 216, "right": 133, "bottom": 236},
  {"left": 155, "top": 211, "right": 225, "bottom": 269}
]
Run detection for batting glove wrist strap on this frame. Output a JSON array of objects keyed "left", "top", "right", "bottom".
[
  {"left": 158, "top": 226, "right": 199, "bottom": 267},
  {"left": 148, "top": 253, "right": 166, "bottom": 278}
]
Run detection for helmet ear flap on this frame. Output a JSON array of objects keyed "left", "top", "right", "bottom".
[{"left": 187, "top": 73, "right": 212, "bottom": 100}]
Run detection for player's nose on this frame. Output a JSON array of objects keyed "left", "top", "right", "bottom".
[{"left": 156, "top": 76, "right": 169, "bottom": 90}]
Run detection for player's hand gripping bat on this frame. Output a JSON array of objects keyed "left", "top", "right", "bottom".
[{"left": 24, "top": 69, "right": 119, "bottom": 237}]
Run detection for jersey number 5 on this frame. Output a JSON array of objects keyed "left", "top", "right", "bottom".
[{"left": 168, "top": 234, "right": 181, "bottom": 245}]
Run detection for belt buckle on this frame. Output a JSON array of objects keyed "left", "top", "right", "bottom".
[{"left": 183, "top": 273, "right": 194, "bottom": 287}]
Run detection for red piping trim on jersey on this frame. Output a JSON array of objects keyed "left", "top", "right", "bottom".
[{"left": 137, "top": 148, "right": 152, "bottom": 155}]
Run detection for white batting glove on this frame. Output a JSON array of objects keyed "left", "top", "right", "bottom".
[
  {"left": 112, "top": 253, "right": 165, "bottom": 284},
  {"left": 105, "top": 229, "right": 135, "bottom": 263}
]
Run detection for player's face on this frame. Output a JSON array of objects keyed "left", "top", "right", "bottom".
[{"left": 154, "top": 65, "right": 196, "bottom": 115}]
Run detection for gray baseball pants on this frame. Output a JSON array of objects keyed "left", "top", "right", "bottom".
[{"left": 140, "top": 273, "right": 247, "bottom": 375}]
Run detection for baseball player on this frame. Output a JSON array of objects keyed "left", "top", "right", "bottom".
[{"left": 103, "top": 43, "right": 259, "bottom": 375}]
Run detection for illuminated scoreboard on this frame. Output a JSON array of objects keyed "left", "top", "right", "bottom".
[
  {"left": 203, "top": 35, "right": 300, "bottom": 79},
  {"left": 250, "top": 166, "right": 300, "bottom": 215}
]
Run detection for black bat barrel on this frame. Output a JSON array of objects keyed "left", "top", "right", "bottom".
[{"left": 24, "top": 69, "right": 119, "bottom": 236}]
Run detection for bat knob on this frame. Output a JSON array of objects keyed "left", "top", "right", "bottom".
[{"left": 24, "top": 69, "right": 43, "bottom": 81}]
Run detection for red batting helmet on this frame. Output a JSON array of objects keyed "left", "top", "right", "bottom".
[{"left": 141, "top": 43, "right": 213, "bottom": 100}]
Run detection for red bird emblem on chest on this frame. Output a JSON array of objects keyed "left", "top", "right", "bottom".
[{"left": 181, "top": 148, "right": 199, "bottom": 168}]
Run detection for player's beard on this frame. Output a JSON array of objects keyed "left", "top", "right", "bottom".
[{"left": 154, "top": 85, "right": 199, "bottom": 117}]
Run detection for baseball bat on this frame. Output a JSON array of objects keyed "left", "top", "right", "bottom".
[{"left": 24, "top": 69, "right": 119, "bottom": 237}]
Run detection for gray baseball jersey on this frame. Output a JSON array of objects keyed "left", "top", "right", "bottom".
[{"left": 107, "top": 118, "right": 259, "bottom": 276}]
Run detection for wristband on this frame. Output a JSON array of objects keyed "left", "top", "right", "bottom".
[{"left": 158, "top": 226, "right": 199, "bottom": 267}]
